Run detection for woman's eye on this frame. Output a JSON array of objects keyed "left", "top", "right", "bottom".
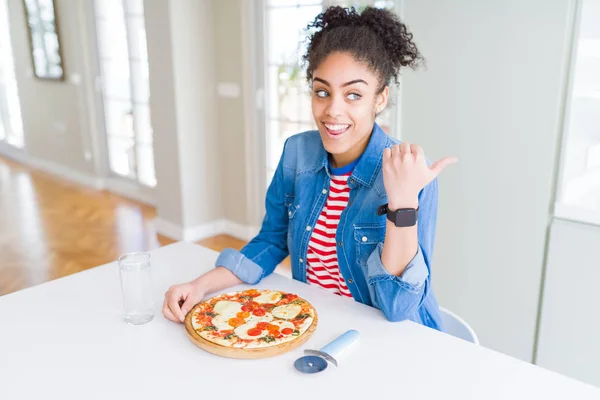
[
  {"left": 315, "top": 90, "right": 328, "bottom": 98},
  {"left": 347, "top": 93, "right": 361, "bottom": 100}
]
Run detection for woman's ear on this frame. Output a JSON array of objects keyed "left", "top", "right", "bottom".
[{"left": 375, "top": 86, "right": 389, "bottom": 114}]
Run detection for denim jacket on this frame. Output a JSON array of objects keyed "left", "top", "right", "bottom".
[{"left": 216, "top": 123, "right": 443, "bottom": 330}]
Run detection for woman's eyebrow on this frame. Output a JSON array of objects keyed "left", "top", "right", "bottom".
[{"left": 313, "top": 77, "right": 368, "bottom": 87}]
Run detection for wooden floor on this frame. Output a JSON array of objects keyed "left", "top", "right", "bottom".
[{"left": 0, "top": 155, "right": 252, "bottom": 297}]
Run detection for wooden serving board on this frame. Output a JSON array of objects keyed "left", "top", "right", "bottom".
[{"left": 184, "top": 301, "right": 318, "bottom": 359}]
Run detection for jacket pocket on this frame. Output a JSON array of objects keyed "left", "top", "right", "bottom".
[{"left": 354, "top": 224, "right": 386, "bottom": 267}]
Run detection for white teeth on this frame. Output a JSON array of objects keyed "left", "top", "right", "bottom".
[{"left": 325, "top": 124, "right": 349, "bottom": 131}]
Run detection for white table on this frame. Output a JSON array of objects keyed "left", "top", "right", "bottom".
[{"left": 0, "top": 242, "right": 598, "bottom": 399}]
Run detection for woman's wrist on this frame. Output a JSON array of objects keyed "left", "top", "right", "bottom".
[
  {"left": 192, "top": 275, "right": 210, "bottom": 293},
  {"left": 193, "top": 266, "right": 242, "bottom": 295},
  {"left": 388, "top": 195, "right": 419, "bottom": 210}
]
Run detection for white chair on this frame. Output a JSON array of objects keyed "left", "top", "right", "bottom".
[{"left": 439, "top": 307, "right": 479, "bottom": 345}]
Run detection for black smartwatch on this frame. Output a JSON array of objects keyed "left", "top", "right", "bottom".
[{"left": 377, "top": 204, "right": 419, "bottom": 227}]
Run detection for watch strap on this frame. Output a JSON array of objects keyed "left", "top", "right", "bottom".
[{"left": 377, "top": 203, "right": 419, "bottom": 227}]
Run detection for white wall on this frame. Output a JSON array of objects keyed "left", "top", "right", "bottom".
[
  {"left": 144, "top": 0, "right": 184, "bottom": 226},
  {"left": 401, "top": 0, "right": 575, "bottom": 361},
  {"left": 536, "top": 218, "right": 600, "bottom": 387},
  {"left": 5, "top": 0, "right": 99, "bottom": 178},
  {"left": 145, "top": 0, "right": 225, "bottom": 235},
  {"left": 214, "top": 0, "right": 254, "bottom": 227},
  {"left": 170, "top": 0, "right": 221, "bottom": 229}
]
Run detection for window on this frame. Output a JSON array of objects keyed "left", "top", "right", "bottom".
[
  {"left": 23, "top": 0, "right": 64, "bottom": 80},
  {"left": 555, "top": 0, "right": 600, "bottom": 225},
  {"left": 0, "top": 0, "right": 25, "bottom": 148},
  {"left": 94, "top": 0, "right": 155, "bottom": 187},
  {"left": 263, "top": 0, "right": 398, "bottom": 185}
]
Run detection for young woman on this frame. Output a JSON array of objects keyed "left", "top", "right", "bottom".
[{"left": 163, "top": 6, "right": 456, "bottom": 330}]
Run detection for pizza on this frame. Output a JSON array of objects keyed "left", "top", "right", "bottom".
[{"left": 188, "top": 289, "right": 317, "bottom": 349}]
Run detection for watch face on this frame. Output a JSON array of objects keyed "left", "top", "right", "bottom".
[{"left": 394, "top": 209, "right": 417, "bottom": 227}]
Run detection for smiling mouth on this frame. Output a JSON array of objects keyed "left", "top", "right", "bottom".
[{"left": 323, "top": 123, "right": 351, "bottom": 136}]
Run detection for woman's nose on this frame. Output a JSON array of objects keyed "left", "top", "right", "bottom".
[{"left": 325, "top": 97, "right": 344, "bottom": 118}]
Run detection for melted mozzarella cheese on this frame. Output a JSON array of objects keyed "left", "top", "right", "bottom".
[
  {"left": 212, "top": 314, "right": 235, "bottom": 331},
  {"left": 213, "top": 300, "right": 242, "bottom": 316},
  {"left": 269, "top": 319, "right": 295, "bottom": 332},
  {"left": 246, "top": 313, "right": 273, "bottom": 325},
  {"left": 234, "top": 321, "right": 268, "bottom": 340},
  {"left": 208, "top": 300, "right": 244, "bottom": 330},
  {"left": 254, "top": 290, "right": 282, "bottom": 304},
  {"left": 271, "top": 304, "right": 301, "bottom": 320}
]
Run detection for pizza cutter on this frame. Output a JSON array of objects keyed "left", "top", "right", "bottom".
[{"left": 294, "top": 329, "right": 360, "bottom": 374}]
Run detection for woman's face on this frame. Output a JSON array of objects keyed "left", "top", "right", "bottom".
[{"left": 311, "top": 51, "right": 388, "bottom": 167}]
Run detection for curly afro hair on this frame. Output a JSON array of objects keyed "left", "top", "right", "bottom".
[{"left": 303, "top": 6, "right": 424, "bottom": 93}]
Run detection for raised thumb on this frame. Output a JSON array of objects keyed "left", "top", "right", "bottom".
[{"left": 430, "top": 156, "right": 458, "bottom": 176}]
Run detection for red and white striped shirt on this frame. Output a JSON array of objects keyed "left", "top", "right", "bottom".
[{"left": 306, "top": 171, "right": 353, "bottom": 299}]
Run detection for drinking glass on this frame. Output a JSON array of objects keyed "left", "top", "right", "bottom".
[{"left": 118, "top": 252, "right": 154, "bottom": 325}]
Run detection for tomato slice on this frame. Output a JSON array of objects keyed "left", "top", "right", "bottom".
[
  {"left": 256, "top": 322, "right": 270, "bottom": 330},
  {"left": 286, "top": 294, "right": 298, "bottom": 301},
  {"left": 281, "top": 328, "right": 294, "bottom": 335},
  {"left": 236, "top": 311, "right": 250, "bottom": 319},
  {"left": 252, "top": 308, "right": 266, "bottom": 317},
  {"left": 247, "top": 328, "right": 262, "bottom": 337},
  {"left": 270, "top": 330, "right": 280, "bottom": 337},
  {"left": 266, "top": 324, "right": 280, "bottom": 333},
  {"left": 241, "top": 305, "right": 250, "bottom": 312},
  {"left": 228, "top": 317, "right": 245, "bottom": 328}
]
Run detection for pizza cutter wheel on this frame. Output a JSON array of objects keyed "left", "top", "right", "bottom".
[{"left": 294, "top": 329, "right": 360, "bottom": 374}]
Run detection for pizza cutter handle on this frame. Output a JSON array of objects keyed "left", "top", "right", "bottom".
[{"left": 320, "top": 329, "right": 360, "bottom": 358}]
